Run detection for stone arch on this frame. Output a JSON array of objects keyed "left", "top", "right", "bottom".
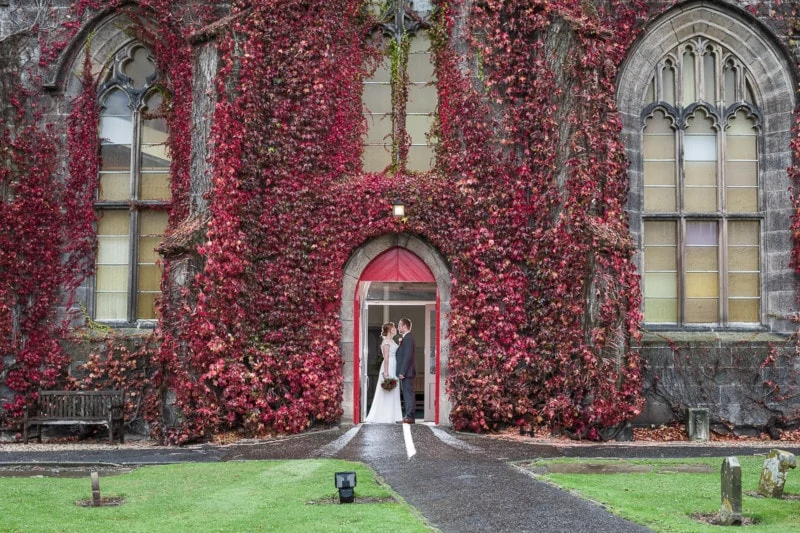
[
  {"left": 45, "top": 8, "right": 161, "bottom": 97},
  {"left": 340, "top": 233, "right": 451, "bottom": 424},
  {"left": 617, "top": 1, "right": 797, "bottom": 332}
]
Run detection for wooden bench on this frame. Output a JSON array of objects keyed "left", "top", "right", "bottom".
[{"left": 23, "top": 390, "right": 125, "bottom": 444}]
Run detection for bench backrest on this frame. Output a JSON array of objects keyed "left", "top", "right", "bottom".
[{"left": 35, "top": 390, "right": 124, "bottom": 420}]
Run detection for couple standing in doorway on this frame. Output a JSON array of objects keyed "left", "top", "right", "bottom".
[{"left": 364, "top": 318, "right": 416, "bottom": 424}]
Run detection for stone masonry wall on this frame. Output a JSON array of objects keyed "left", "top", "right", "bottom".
[{"left": 637, "top": 332, "right": 800, "bottom": 435}]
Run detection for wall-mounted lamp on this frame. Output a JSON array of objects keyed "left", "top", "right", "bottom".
[
  {"left": 392, "top": 200, "right": 405, "bottom": 218},
  {"left": 334, "top": 471, "right": 357, "bottom": 503}
]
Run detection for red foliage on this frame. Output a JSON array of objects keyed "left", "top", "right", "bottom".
[
  {"left": 432, "top": 0, "right": 649, "bottom": 437},
  {"left": 0, "top": 53, "right": 98, "bottom": 417},
  {"left": 0, "top": 0, "right": 714, "bottom": 442}
]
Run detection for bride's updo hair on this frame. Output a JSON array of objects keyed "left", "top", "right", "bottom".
[{"left": 381, "top": 322, "right": 395, "bottom": 337}]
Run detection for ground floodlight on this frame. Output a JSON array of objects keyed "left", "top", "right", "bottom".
[{"left": 334, "top": 471, "right": 357, "bottom": 503}]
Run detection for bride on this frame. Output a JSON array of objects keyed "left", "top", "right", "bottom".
[{"left": 365, "top": 322, "right": 402, "bottom": 423}]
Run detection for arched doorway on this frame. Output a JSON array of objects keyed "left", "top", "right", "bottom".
[{"left": 340, "top": 234, "right": 451, "bottom": 425}]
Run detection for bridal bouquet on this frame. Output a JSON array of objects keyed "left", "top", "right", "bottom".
[{"left": 380, "top": 377, "right": 398, "bottom": 391}]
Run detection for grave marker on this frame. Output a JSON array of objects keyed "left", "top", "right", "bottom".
[
  {"left": 687, "top": 408, "right": 709, "bottom": 441},
  {"left": 757, "top": 449, "right": 796, "bottom": 498},
  {"left": 91, "top": 471, "right": 101, "bottom": 507},
  {"left": 719, "top": 456, "right": 742, "bottom": 526}
]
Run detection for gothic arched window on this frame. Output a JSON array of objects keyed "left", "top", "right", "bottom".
[
  {"left": 95, "top": 43, "right": 170, "bottom": 322},
  {"left": 362, "top": 0, "right": 437, "bottom": 173},
  {"left": 641, "top": 39, "right": 761, "bottom": 325},
  {"left": 619, "top": 4, "right": 795, "bottom": 334}
]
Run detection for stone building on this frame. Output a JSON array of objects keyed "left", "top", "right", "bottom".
[{"left": 1, "top": 0, "right": 799, "bottom": 439}]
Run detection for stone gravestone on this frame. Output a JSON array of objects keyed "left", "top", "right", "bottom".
[
  {"left": 686, "top": 408, "right": 709, "bottom": 441},
  {"left": 91, "top": 471, "right": 101, "bottom": 507},
  {"left": 757, "top": 449, "right": 796, "bottom": 498},
  {"left": 719, "top": 456, "right": 742, "bottom": 526}
]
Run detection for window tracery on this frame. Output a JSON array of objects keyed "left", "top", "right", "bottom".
[
  {"left": 94, "top": 42, "right": 171, "bottom": 323},
  {"left": 641, "top": 39, "right": 761, "bottom": 325}
]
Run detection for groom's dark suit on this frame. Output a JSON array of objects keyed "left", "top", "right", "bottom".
[{"left": 396, "top": 331, "right": 417, "bottom": 420}]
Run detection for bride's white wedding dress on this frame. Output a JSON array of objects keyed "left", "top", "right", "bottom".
[{"left": 364, "top": 338, "right": 402, "bottom": 423}]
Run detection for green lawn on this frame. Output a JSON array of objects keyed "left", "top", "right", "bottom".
[
  {"left": 525, "top": 456, "right": 800, "bottom": 533},
  {"left": 0, "top": 460, "right": 432, "bottom": 533}
]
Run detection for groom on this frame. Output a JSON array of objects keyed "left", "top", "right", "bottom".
[{"left": 395, "top": 317, "right": 417, "bottom": 424}]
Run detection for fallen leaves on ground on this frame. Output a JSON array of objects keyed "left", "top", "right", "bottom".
[{"left": 487, "top": 424, "right": 800, "bottom": 444}]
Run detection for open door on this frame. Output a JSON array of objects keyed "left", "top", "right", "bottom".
[
  {"left": 424, "top": 303, "right": 437, "bottom": 421},
  {"left": 354, "top": 247, "right": 439, "bottom": 424},
  {"left": 359, "top": 297, "right": 370, "bottom": 423}
]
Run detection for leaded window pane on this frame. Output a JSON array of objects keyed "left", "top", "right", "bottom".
[
  {"left": 729, "top": 300, "right": 759, "bottom": 322},
  {"left": 407, "top": 145, "right": 434, "bottom": 172},
  {"left": 703, "top": 51, "right": 715, "bottom": 102},
  {"left": 95, "top": 294, "right": 128, "bottom": 321},
  {"left": 363, "top": 82, "right": 392, "bottom": 114},
  {"left": 140, "top": 148, "right": 170, "bottom": 170},
  {"left": 643, "top": 111, "right": 676, "bottom": 212},
  {"left": 725, "top": 110, "right": 758, "bottom": 214},
  {"left": 141, "top": 91, "right": 171, "bottom": 171},
  {"left": 643, "top": 221, "right": 678, "bottom": 323},
  {"left": 727, "top": 220, "right": 760, "bottom": 323},
  {"left": 406, "top": 114, "right": 433, "bottom": 146},
  {"left": 727, "top": 189, "right": 758, "bottom": 212},
  {"left": 683, "top": 50, "right": 696, "bottom": 104},
  {"left": 644, "top": 184, "right": 676, "bottom": 211},
  {"left": 98, "top": 173, "right": 129, "bottom": 201},
  {"left": 685, "top": 272, "right": 719, "bottom": 298},
  {"left": 363, "top": 53, "right": 392, "bottom": 172},
  {"left": 95, "top": 211, "right": 130, "bottom": 321},
  {"left": 101, "top": 90, "right": 132, "bottom": 120},
  {"left": 408, "top": 37, "right": 435, "bottom": 81},
  {"left": 685, "top": 220, "right": 721, "bottom": 321},
  {"left": 140, "top": 172, "right": 171, "bottom": 201},
  {"left": 407, "top": 84, "right": 437, "bottom": 113},
  {"left": 100, "top": 145, "right": 132, "bottom": 171},
  {"left": 684, "top": 161, "right": 715, "bottom": 186},
  {"left": 662, "top": 63, "right": 675, "bottom": 105},
  {"left": 643, "top": 246, "right": 677, "bottom": 271},
  {"left": 685, "top": 298, "right": 719, "bottom": 323},
  {"left": 684, "top": 184, "right": 717, "bottom": 212},
  {"left": 363, "top": 144, "right": 391, "bottom": 173},
  {"left": 684, "top": 134, "right": 717, "bottom": 161},
  {"left": 365, "top": 114, "right": 392, "bottom": 145},
  {"left": 724, "top": 64, "right": 736, "bottom": 107},
  {"left": 94, "top": 43, "right": 170, "bottom": 323}
]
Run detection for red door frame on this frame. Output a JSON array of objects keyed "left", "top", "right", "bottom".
[{"left": 353, "top": 247, "right": 439, "bottom": 424}]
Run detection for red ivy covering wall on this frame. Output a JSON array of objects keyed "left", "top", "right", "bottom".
[
  {"left": 0, "top": 0, "right": 213, "bottom": 427},
  {"left": 7, "top": 0, "right": 798, "bottom": 442},
  {"left": 0, "top": 49, "right": 99, "bottom": 419},
  {"left": 160, "top": 0, "right": 649, "bottom": 441}
]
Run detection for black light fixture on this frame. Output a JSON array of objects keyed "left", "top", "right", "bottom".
[
  {"left": 392, "top": 200, "right": 405, "bottom": 218},
  {"left": 334, "top": 471, "right": 357, "bottom": 503}
]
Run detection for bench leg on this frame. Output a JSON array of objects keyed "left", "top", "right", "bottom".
[
  {"left": 107, "top": 420, "right": 124, "bottom": 444},
  {"left": 23, "top": 423, "right": 28, "bottom": 444}
]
